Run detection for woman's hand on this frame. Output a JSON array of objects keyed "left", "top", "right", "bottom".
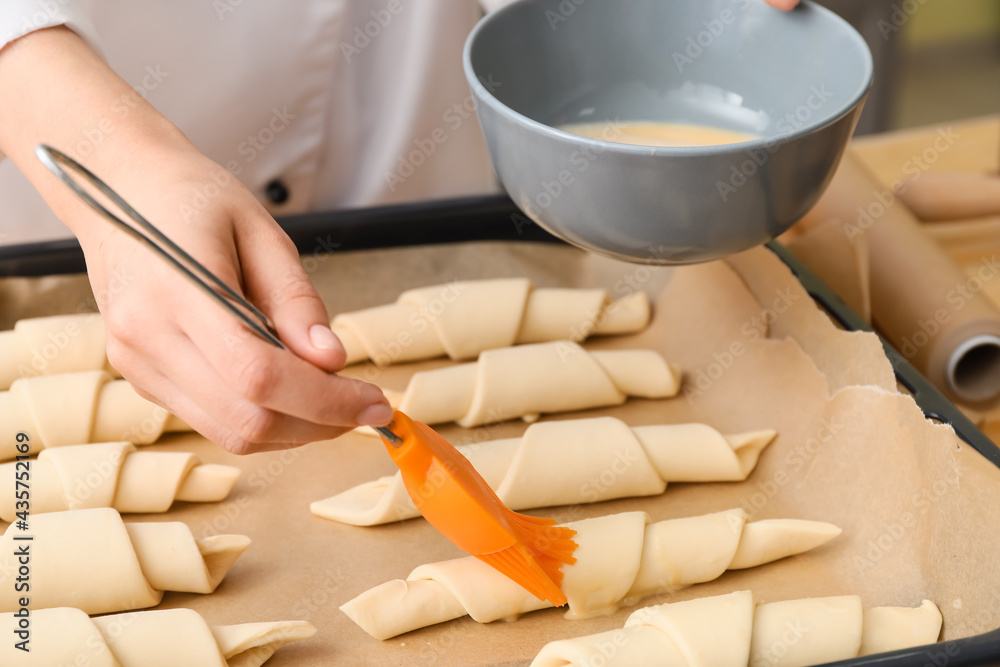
[
  {"left": 82, "top": 143, "right": 393, "bottom": 454},
  {"left": 0, "top": 27, "right": 392, "bottom": 454}
]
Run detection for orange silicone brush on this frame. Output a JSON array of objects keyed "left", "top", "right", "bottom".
[{"left": 374, "top": 411, "right": 578, "bottom": 606}]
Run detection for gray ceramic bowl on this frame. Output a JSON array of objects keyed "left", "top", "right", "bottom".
[{"left": 464, "top": 0, "right": 874, "bottom": 264}]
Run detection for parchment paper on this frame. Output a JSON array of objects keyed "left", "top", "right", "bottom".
[
  {"left": 786, "top": 115, "right": 1000, "bottom": 439},
  {"left": 792, "top": 152, "right": 1000, "bottom": 410},
  {"left": 2, "top": 241, "right": 1000, "bottom": 666}
]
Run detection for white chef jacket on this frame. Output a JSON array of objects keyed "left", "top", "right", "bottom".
[{"left": 0, "top": 0, "right": 507, "bottom": 246}]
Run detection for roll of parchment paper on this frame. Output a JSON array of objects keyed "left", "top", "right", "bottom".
[
  {"left": 796, "top": 152, "right": 1000, "bottom": 407},
  {"left": 897, "top": 172, "right": 1000, "bottom": 222}
]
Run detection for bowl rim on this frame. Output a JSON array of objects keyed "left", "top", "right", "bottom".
[{"left": 463, "top": 0, "right": 875, "bottom": 157}]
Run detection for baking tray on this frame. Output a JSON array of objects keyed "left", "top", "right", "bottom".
[{"left": 3, "top": 194, "right": 1000, "bottom": 665}]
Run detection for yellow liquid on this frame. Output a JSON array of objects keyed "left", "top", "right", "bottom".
[{"left": 560, "top": 121, "right": 757, "bottom": 147}]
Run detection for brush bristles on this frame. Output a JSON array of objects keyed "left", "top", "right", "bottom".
[
  {"left": 475, "top": 543, "right": 569, "bottom": 607},
  {"left": 473, "top": 507, "right": 580, "bottom": 606},
  {"left": 504, "top": 511, "right": 578, "bottom": 559}
]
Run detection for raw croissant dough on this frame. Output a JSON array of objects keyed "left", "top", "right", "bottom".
[
  {"left": 332, "top": 278, "right": 651, "bottom": 365},
  {"left": 531, "top": 591, "right": 943, "bottom": 667},
  {"left": 0, "top": 314, "right": 117, "bottom": 390},
  {"left": 0, "top": 508, "right": 249, "bottom": 614},
  {"left": 0, "top": 370, "right": 190, "bottom": 461},
  {"left": 0, "top": 607, "right": 315, "bottom": 667},
  {"left": 312, "top": 417, "right": 776, "bottom": 525},
  {"left": 341, "top": 509, "right": 840, "bottom": 639},
  {"left": 0, "top": 441, "right": 240, "bottom": 521},
  {"left": 387, "top": 341, "right": 681, "bottom": 427}
]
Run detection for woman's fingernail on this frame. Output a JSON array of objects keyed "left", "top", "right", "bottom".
[
  {"left": 309, "top": 324, "right": 338, "bottom": 350},
  {"left": 357, "top": 403, "right": 394, "bottom": 426}
]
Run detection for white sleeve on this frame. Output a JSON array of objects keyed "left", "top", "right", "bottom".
[
  {"left": 0, "top": 0, "right": 103, "bottom": 53},
  {"left": 0, "top": 0, "right": 104, "bottom": 162}
]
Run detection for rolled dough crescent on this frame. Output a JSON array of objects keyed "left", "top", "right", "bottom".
[
  {"left": 311, "top": 417, "right": 776, "bottom": 525},
  {"left": 0, "top": 607, "right": 315, "bottom": 667},
  {"left": 0, "top": 314, "right": 118, "bottom": 390},
  {"left": 340, "top": 509, "right": 840, "bottom": 639},
  {"left": 0, "top": 441, "right": 239, "bottom": 520},
  {"left": 0, "top": 508, "right": 249, "bottom": 614},
  {"left": 0, "top": 370, "right": 191, "bottom": 461},
  {"left": 332, "top": 279, "right": 651, "bottom": 365},
  {"left": 389, "top": 341, "right": 681, "bottom": 427},
  {"left": 531, "top": 591, "right": 942, "bottom": 667}
]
